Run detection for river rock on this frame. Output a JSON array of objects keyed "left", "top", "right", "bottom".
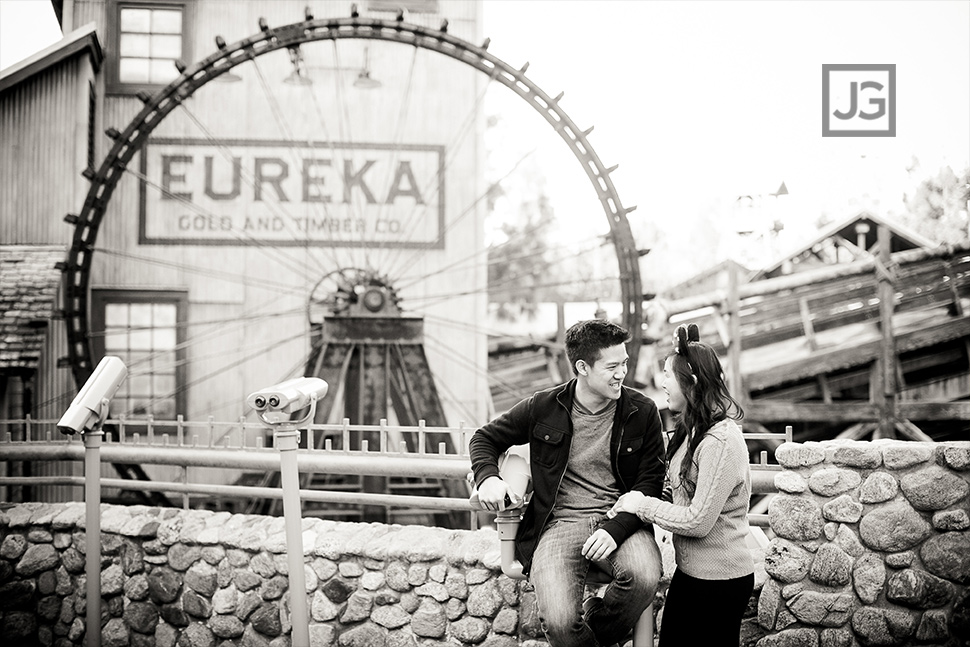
[
  {"left": 919, "top": 531, "right": 970, "bottom": 584},
  {"left": 147, "top": 567, "right": 182, "bottom": 604},
  {"left": 769, "top": 497, "right": 824, "bottom": 541},
  {"left": 775, "top": 471, "right": 807, "bottom": 494},
  {"left": 775, "top": 443, "right": 825, "bottom": 468},
  {"left": 886, "top": 569, "right": 954, "bottom": 608},
  {"left": 937, "top": 443, "right": 970, "bottom": 470},
  {"left": 931, "top": 508, "right": 970, "bottom": 531},
  {"left": 822, "top": 495, "right": 863, "bottom": 523},
  {"left": 853, "top": 553, "right": 886, "bottom": 604},
  {"left": 411, "top": 598, "right": 446, "bottom": 638},
  {"left": 915, "top": 609, "right": 949, "bottom": 643},
  {"left": 900, "top": 466, "right": 969, "bottom": 510},
  {"left": 757, "top": 576, "right": 783, "bottom": 630},
  {"left": 859, "top": 472, "right": 898, "bottom": 504},
  {"left": 882, "top": 443, "right": 933, "bottom": 469},
  {"left": 15, "top": 543, "right": 58, "bottom": 576},
  {"left": 808, "top": 543, "right": 852, "bottom": 587},
  {"left": 764, "top": 539, "right": 812, "bottom": 583},
  {"left": 833, "top": 524, "right": 864, "bottom": 558},
  {"left": 787, "top": 591, "right": 854, "bottom": 627},
  {"left": 755, "top": 627, "right": 818, "bottom": 647},
  {"left": 859, "top": 502, "right": 931, "bottom": 552},
  {"left": 832, "top": 444, "right": 881, "bottom": 468},
  {"left": 851, "top": 607, "right": 916, "bottom": 646},
  {"left": 808, "top": 469, "right": 862, "bottom": 497}
]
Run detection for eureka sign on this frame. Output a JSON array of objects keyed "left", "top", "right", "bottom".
[{"left": 138, "top": 139, "right": 445, "bottom": 247}]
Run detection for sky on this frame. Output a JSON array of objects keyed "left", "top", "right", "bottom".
[
  {"left": 480, "top": 0, "right": 970, "bottom": 280},
  {"left": 2, "top": 0, "right": 969, "bottom": 285}
]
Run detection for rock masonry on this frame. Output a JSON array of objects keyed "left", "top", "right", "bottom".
[
  {"left": 0, "top": 502, "right": 550, "bottom": 647},
  {"left": 749, "top": 439, "right": 970, "bottom": 647},
  {"left": 1, "top": 438, "right": 967, "bottom": 647}
]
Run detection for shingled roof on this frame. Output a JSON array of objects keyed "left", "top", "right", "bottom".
[{"left": 0, "top": 245, "right": 65, "bottom": 372}]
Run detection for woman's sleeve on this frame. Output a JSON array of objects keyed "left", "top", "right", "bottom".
[{"left": 634, "top": 434, "right": 744, "bottom": 538}]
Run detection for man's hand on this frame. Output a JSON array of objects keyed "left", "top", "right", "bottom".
[
  {"left": 582, "top": 528, "right": 617, "bottom": 562},
  {"left": 476, "top": 476, "right": 521, "bottom": 511}
]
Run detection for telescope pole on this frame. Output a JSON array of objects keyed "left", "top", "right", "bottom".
[
  {"left": 275, "top": 426, "right": 310, "bottom": 646},
  {"left": 83, "top": 430, "right": 103, "bottom": 647}
]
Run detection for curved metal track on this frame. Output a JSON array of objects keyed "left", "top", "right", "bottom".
[{"left": 63, "top": 10, "right": 642, "bottom": 388}]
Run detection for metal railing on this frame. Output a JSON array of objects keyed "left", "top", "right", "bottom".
[
  {"left": 1, "top": 414, "right": 788, "bottom": 647},
  {"left": 0, "top": 416, "right": 788, "bottom": 523},
  {"left": 0, "top": 415, "right": 477, "bottom": 515}
]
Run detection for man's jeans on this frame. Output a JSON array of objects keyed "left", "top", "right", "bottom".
[{"left": 530, "top": 516, "right": 661, "bottom": 647}]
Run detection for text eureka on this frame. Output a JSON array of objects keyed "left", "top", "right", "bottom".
[{"left": 141, "top": 140, "right": 444, "bottom": 245}]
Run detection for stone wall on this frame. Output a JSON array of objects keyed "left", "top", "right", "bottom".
[
  {"left": 0, "top": 502, "right": 549, "bottom": 647},
  {"left": 754, "top": 440, "right": 970, "bottom": 647},
  {"left": 2, "top": 439, "right": 968, "bottom": 647}
]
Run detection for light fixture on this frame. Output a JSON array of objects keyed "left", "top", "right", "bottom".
[
  {"left": 353, "top": 46, "right": 381, "bottom": 89},
  {"left": 284, "top": 45, "right": 312, "bottom": 85},
  {"left": 213, "top": 70, "right": 242, "bottom": 83}
]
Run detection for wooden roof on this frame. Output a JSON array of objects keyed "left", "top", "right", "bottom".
[
  {"left": 752, "top": 211, "right": 937, "bottom": 280},
  {"left": 0, "top": 246, "right": 64, "bottom": 372},
  {"left": 0, "top": 23, "right": 101, "bottom": 96}
]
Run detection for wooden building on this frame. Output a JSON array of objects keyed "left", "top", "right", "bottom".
[
  {"left": 2, "top": 0, "right": 648, "bottom": 515},
  {"left": 2, "top": 0, "right": 494, "bottom": 494},
  {"left": 652, "top": 212, "right": 970, "bottom": 443}
]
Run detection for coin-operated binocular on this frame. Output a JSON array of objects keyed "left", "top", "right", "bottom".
[
  {"left": 246, "top": 377, "right": 328, "bottom": 424},
  {"left": 56, "top": 355, "right": 128, "bottom": 647},
  {"left": 57, "top": 356, "right": 127, "bottom": 435},
  {"left": 246, "top": 376, "right": 329, "bottom": 647},
  {"left": 469, "top": 446, "right": 532, "bottom": 580}
]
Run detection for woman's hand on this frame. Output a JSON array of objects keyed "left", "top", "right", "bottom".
[{"left": 607, "top": 491, "right": 647, "bottom": 518}]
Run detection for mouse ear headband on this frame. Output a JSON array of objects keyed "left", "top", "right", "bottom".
[{"left": 673, "top": 323, "right": 700, "bottom": 373}]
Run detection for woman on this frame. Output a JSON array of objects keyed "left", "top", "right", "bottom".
[{"left": 609, "top": 323, "right": 754, "bottom": 647}]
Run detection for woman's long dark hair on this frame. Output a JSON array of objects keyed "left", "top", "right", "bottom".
[{"left": 665, "top": 323, "right": 744, "bottom": 490}]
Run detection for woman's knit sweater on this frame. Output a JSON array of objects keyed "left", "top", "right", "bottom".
[{"left": 634, "top": 418, "right": 754, "bottom": 580}]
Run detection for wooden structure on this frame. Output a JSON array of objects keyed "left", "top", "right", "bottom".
[
  {"left": 652, "top": 213, "right": 969, "bottom": 442},
  {"left": 1, "top": 0, "right": 647, "bottom": 520}
]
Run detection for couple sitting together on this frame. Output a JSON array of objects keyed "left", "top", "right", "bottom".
[{"left": 470, "top": 319, "right": 754, "bottom": 647}]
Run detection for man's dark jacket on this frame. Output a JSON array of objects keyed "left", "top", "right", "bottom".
[{"left": 469, "top": 379, "right": 665, "bottom": 576}]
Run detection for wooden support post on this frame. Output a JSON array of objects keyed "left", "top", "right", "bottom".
[
  {"left": 556, "top": 300, "right": 571, "bottom": 380},
  {"left": 817, "top": 374, "right": 833, "bottom": 404},
  {"left": 727, "top": 261, "right": 744, "bottom": 400},
  {"left": 798, "top": 296, "right": 818, "bottom": 351},
  {"left": 876, "top": 225, "right": 897, "bottom": 439}
]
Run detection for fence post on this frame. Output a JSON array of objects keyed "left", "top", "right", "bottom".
[{"left": 83, "top": 430, "right": 103, "bottom": 647}]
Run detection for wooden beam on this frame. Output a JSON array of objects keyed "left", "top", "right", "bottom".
[
  {"left": 664, "top": 242, "right": 970, "bottom": 316},
  {"left": 746, "top": 401, "right": 880, "bottom": 422},
  {"left": 745, "top": 315, "right": 970, "bottom": 391},
  {"left": 836, "top": 422, "right": 876, "bottom": 440},
  {"left": 895, "top": 419, "right": 936, "bottom": 442},
  {"left": 749, "top": 396, "right": 970, "bottom": 423},
  {"left": 897, "top": 401, "right": 970, "bottom": 421}
]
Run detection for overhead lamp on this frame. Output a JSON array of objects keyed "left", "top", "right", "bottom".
[
  {"left": 213, "top": 70, "right": 242, "bottom": 83},
  {"left": 353, "top": 70, "right": 381, "bottom": 89},
  {"left": 284, "top": 45, "right": 312, "bottom": 85},
  {"left": 353, "top": 46, "right": 381, "bottom": 89}
]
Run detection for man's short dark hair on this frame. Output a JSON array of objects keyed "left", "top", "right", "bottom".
[{"left": 564, "top": 319, "right": 630, "bottom": 375}]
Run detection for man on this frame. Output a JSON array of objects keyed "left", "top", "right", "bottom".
[{"left": 470, "top": 319, "right": 665, "bottom": 647}]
